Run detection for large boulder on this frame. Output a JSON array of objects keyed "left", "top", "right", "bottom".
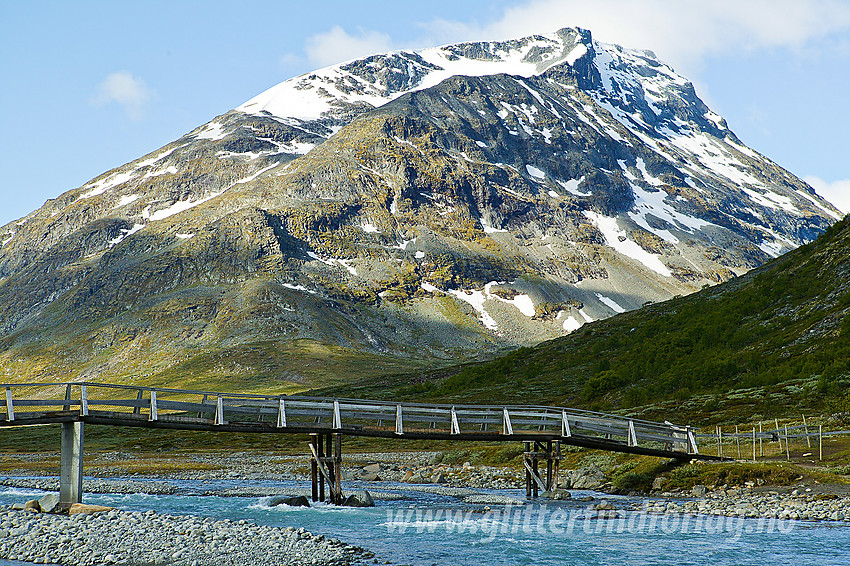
[
  {"left": 430, "top": 471, "right": 446, "bottom": 484},
  {"left": 563, "top": 464, "right": 607, "bottom": 490},
  {"left": 363, "top": 463, "right": 382, "bottom": 474},
  {"left": 68, "top": 504, "right": 112, "bottom": 515},
  {"left": 403, "top": 470, "right": 426, "bottom": 483},
  {"left": 342, "top": 490, "right": 375, "bottom": 507},
  {"left": 268, "top": 495, "right": 310, "bottom": 507},
  {"left": 38, "top": 493, "right": 61, "bottom": 513}
]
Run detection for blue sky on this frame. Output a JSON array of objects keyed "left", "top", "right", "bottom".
[{"left": 1, "top": 0, "right": 849, "bottom": 227}]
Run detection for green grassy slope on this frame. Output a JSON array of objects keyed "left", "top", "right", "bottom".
[{"left": 317, "top": 216, "right": 850, "bottom": 422}]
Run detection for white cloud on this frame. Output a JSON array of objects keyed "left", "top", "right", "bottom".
[
  {"left": 93, "top": 71, "right": 154, "bottom": 120},
  {"left": 803, "top": 176, "right": 850, "bottom": 215},
  {"left": 304, "top": 26, "right": 394, "bottom": 68},
  {"left": 420, "top": 0, "right": 850, "bottom": 77},
  {"left": 287, "top": 1, "right": 850, "bottom": 78}
]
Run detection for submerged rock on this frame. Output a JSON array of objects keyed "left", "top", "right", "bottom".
[
  {"left": 541, "top": 489, "right": 571, "bottom": 500},
  {"left": 268, "top": 495, "right": 310, "bottom": 507}
]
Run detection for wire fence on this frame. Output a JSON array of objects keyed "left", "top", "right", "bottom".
[{"left": 693, "top": 415, "right": 850, "bottom": 461}]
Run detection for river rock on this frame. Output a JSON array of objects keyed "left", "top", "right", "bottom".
[
  {"left": 343, "top": 490, "right": 375, "bottom": 507},
  {"left": 563, "top": 464, "right": 606, "bottom": 489},
  {"left": 37, "top": 493, "right": 60, "bottom": 513},
  {"left": 68, "top": 503, "right": 113, "bottom": 515},
  {"left": 25, "top": 499, "right": 40, "bottom": 511},
  {"left": 691, "top": 484, "right": 707, "bottom": 497},
  {"left": 363, "top": 463, "right": 382, "bottom": 474},
  {"left": 592, "top": 509, "right": 621, "bottom": 519},
  {"left": 541, "top": 489, "right": 571, "bottom": 500},
  {"left": 652, "top": 477, "right": 666, "bottom": 491},
  {"left": 268, "top": 495, "right": 310, "bottom": 507},
  {"left": 404, "top": 470, "right": 425, "bottom": 483},
  {"left": 360, "top": 472, "right": 381, "bottom": 482}
]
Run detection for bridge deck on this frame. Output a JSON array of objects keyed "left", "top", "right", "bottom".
[{"left": 2, "top": 381, "right": 714, "bottom": 461}]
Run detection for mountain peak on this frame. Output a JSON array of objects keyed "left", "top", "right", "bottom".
[
  {"left": 238, "top": 27, "right": 596, "bottom": 123},
  {"left": 0, "top": 27, "right": 842, "bottom": 387}
]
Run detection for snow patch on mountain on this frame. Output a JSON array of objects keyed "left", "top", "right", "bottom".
[{"left": 584, "top": 211, "right": 671, "bottom": 277}]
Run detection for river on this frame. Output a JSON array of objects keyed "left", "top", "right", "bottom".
[{"left": 2, "top": 478, "right": 849, "bottom": 565}]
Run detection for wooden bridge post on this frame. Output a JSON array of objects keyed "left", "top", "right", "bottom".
[
  {"left": 318, "top": 435, "right": 326, "bottom": 502},
  {"left": 333, "top": 433, "right": 343, "bottom": 505},
  {"left": 524, "top": 442, "right": 532, "bottom": 498},
  {"left": 545, "top": 440, "right": 553, "bottom": 492},
  {"left": 323, "top": 433, "right": 335, "bottom": 503},
  {"left": 549, "top": 440, "right": 561, "bottom": 491},
  {"left": 60, "top": 421, "right": 84, "bottom": 504},
  {"left": 310, "top": 434, "right": 319, "bottom": 502},
  {"left": 531, "top": 441, "right": 540, "bottom": 498}
]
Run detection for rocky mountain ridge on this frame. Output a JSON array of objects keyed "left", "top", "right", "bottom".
[{"left": 0, "top": 28, "right": 841, "bottom": 388}]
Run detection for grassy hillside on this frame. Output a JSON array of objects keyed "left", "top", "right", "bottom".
[{"left": 318, "top": 216, "right": 850, "bottom": 423}]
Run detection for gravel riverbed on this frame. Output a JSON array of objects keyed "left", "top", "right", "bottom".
[{"left": 0, "top": 508, "right": 372, "bottom": 566}]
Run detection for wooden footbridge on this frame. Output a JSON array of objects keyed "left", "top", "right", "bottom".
[{"left": 2, "top": 382, "right": 714, "bottom": 506}]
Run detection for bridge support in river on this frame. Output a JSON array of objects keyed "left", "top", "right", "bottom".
[
  {"left": 524, "top": 440, "right": 561, "bottom": 497},
  {"left": 60, "top": 421, "right": 84, "bottom": 505},
  {"left": 309, "top": 432, "right": 344, "bottom": 504}
]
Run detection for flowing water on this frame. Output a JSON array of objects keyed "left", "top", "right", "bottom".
[{"left": 2, "top": 478, "right": 849, "bottom": 565}]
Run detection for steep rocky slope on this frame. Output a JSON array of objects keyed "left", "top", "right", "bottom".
[
  {"left": 331, "top": 216, "right": 850, "bottom": 423},
  {"left": 0, "top": 28, "right": 841, "bottom": 388}
]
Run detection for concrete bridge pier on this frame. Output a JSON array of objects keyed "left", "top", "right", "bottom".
[{"left": 60, "top": 421, "right": 84, "bottom": 504}]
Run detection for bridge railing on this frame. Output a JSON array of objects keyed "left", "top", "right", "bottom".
[{"left": 1, "top": 382, "right": 698, "bottom": 454}]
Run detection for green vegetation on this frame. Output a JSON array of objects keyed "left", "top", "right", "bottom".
[{"left": 662, "top": 461, "right": 797, "bottom": 490}]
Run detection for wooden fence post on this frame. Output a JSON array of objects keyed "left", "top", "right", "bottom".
[
  {"left": 735, "top": 425, "right": 741, "bottom": 460},
  {"left": 718, "top": 426, "right": 723, "bottom": 458},
  {"left": 752, "top": 427, "right": 756, "bottom": 462},
  {"left": 784, "top": 424, "right": 791, "bottom": 461},
  {"left": 802, "top": 415, "right": 811, "bottom": 448}
]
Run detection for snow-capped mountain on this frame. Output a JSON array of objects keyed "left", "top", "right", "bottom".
[{"left": 0, "top": 28, "right": 841, "bottom": 385}]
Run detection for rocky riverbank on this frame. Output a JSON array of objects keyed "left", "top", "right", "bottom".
[
  {"left": 639, "top": 486, "right": 850, "bottom": 522},
  {"left": 0, "top": 450, "right": 525, "bottom": 490},
  {"left": 0, "top": 507, "right": 372, "bottom": 566}
]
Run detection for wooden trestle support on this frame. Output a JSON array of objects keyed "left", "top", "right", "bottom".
[
  {"left": 308, "top": 432, "right": 344, "bottom": 504},
  {"left": 524, "top": 440, "right": 561, "bottom": 497}
]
